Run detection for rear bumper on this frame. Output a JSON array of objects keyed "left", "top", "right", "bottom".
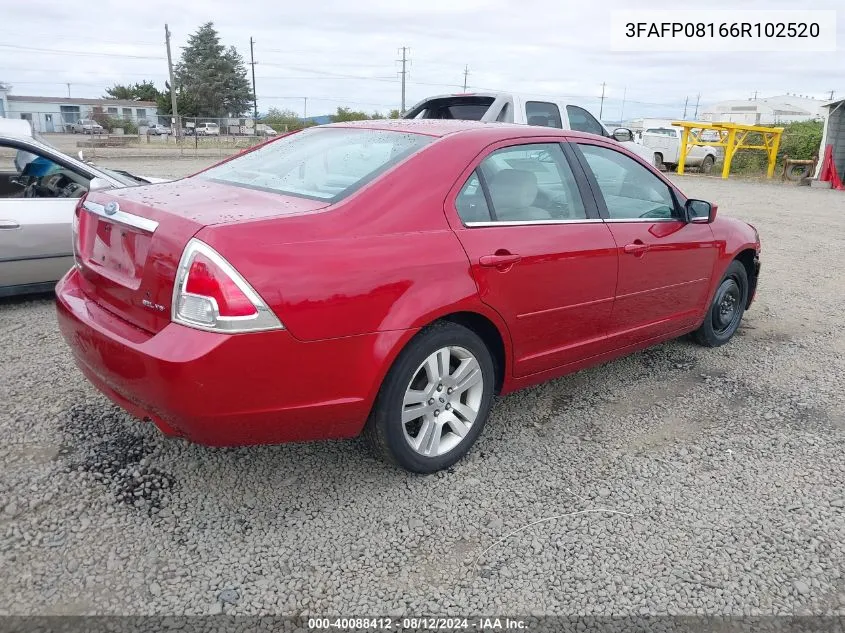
[{"left": 56, "top": 269, "right": 410, "bottom": 446}]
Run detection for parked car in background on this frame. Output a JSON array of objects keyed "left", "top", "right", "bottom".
[
  {"left": 0, "top": 118, "right": 167, "bottom": 297},
  {"left": 404, "top": 92, "right": 656, "bottom": 165},
  {"left": 56, "top": 120, "right": 761, "bottom": 473},
  {"left": 69, "top": 119, "right": 104, "bottom": 135},
  {"left": 642, "top": 127, "right": 718, "bottom": 173},
  {"left": 195, "top": 122, "right": 220, "bottom": 136},
  {"left": 255, "top": 123, "right": 278, "bottom": 137},
  {"left": 147, "top": 123, "right": 171, "bottom": 136}
]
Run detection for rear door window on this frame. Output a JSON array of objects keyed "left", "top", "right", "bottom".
[
  {"left": 565, "top": 105, "right": 605, "bottom": 136},
  {"left": 525, "top": 102, "right": 562, "bottom": 128},
  {"left": 457, "top": 143, "right": 585, "bottom": 223}
]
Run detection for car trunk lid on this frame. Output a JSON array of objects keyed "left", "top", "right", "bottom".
[{"left": 75, "top": 180, "right": 329, "bottom": 333}]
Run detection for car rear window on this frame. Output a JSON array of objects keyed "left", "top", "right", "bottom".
[
  {"left": 198, "top": 127, "right": 432, "bottom": 201},
  {"left": 409, "top": 97, "right": 495, "bottom": 120}
]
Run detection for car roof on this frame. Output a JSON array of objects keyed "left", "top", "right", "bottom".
[
  {"left": 325, "top": 118, "right": 608, "bottom": 143},
  {"left": 0, "top": 118, "right": 34, "bottom": 140}
]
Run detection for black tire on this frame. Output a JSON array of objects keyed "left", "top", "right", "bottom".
[
  {"left": 701, "top": 155, "right": 715, "bottom": 174},
  {"left": 693, "top": 260, "right": 748, "bottom": 347},
  {"left": 654, "top": 153, "right": 665, "bottom": 171},
  {"left": 364, "top": 321, "right": 496, "bottom": 473}
]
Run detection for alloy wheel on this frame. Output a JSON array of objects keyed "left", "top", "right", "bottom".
[{"left": 401, "top": 346, "right": 484, "bottom": 457}]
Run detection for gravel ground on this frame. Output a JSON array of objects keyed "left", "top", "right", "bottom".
[{"left": 1, "top": 164, "right": 844, "bottom": 618}]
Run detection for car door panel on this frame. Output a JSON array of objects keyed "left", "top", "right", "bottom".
[
  {"left": 444, "top": 139, "right": 619, "bottom": 378},
  {"left": 457, "top": 223, "right": 618, "bottom": 375},
  {"left": 573, "top": 140, "right": 719, "bottom": 348},
  {"left": 0, "top": 198, "right": 76, "bottom": 288}
]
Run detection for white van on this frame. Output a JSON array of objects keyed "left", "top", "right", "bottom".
[
  {"left": 195, "top": 122, "right": 220, "bottom": 136},
  {"left": 641, "top": 127, "right": 718, "bottom": 173},
  {"left": 403, "top": 92, "right": 655, "bottom": 165}
]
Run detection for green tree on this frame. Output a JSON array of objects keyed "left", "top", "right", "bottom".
[
  {"left": 103, "top": 81, "right": 161, "bottom": 102},
  {"left": 166, "top": 22, "right": 253, "bottom": 118},
  {"left": 262, "top": 107, "right": 312, "bottom": 131},
  {"left": 778, "top": 120, "right": 823, "bottom": 161},
  {"left": 331, "top": 107, "right": 373, "bottom": 122},
  {"left": 388, "top": 109, "right": 401, "bottom": 119}
]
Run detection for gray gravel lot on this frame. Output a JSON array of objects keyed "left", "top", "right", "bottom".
[{"left": 1, "top": 162, "right": 844, "bottom": 617}]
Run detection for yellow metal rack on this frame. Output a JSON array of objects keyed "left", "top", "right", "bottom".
[{"left": 671, "top": 121, "right": 784, "bottom": 179}]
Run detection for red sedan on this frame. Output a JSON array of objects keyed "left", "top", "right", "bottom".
[{"left": 56, "top": 120, "right": 761, "bottom": 473}]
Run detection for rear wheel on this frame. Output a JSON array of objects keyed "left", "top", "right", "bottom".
[
  {"left": 654, "top": 153, "right": 665, "bottom": 171},
  {"left": 701, "top": 154, "right": 715, "bottom": 174},
  {"left": 364, "top": 322, "right": 495, "bottom": 473},
  {"left": 693, "top": 260, "right": 748, "bottom": 347}
]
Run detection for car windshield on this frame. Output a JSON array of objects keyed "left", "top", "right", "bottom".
[{"left": 198, "top": 126, "right": 433, "bottom": 201}]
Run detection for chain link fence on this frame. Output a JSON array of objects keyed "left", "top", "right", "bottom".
[{"left": 14, "top": 112, "right": 289, "bottom": 158}]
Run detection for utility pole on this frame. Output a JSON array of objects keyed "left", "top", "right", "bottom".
[
  {"left": 752, "top": 90, "right": 758, "bottom": 100},
  {"left": 683, "top": 96, "right": 689, "bottom": 119},
  {"left": 463, "top": 65, "right": 469, "bottom": 92},
  {"left": 599, "top": 82, "right": 606, "bottom": 119},
  {"left": 303, "top": 97, "right": 307, "bottom": 119},
  {"left": 66, "top": 83, "right": 71, "bottom": 98},
  {"left": 397, "top": 46, "right": 409, "bottom": 114},
  {"left": 249, "top": 37, "right": 258, "bottom": 121},
  {"left": 165, "top": 24, "right": 181, "bottom": 138},
  {"left": 619, "top": 86, "right": 627, "bottom": 122},
  {"left": 693, "top": 93, "right": 701, "bottom": 119},
  {"left": 829, "top": 90, "right": 836, "bottom": 101}
]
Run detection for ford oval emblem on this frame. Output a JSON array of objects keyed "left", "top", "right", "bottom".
[{"left": 104, "top": 201, "right": 119, "bottom": 216}]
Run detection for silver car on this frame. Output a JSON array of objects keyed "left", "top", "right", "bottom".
[
  {"left": 0, "top": 119, "right": 164, "bottom": 297},
  {"left": 69, "top": 119, "right": 105, "bottom": 134}
]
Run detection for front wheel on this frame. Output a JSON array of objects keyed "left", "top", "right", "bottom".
[
  {"left": 364, "top": 322, "right": 495, "bottom": 473},
  {"left": 700, "top": 155, "right": 715, "bottom": 174},
  {"left": 693, "top": 260, "right": 748, "bottom": 347}
]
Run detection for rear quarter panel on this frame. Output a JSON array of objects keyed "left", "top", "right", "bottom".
[{"left": 196, "top": 131, "right": 502, "bottom": 342}]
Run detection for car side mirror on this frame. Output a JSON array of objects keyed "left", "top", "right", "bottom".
[
  {"left": 88, "top": 177, "right": 111, "bottom": 192},
  {"left": 686, "top": 198, "right": 717, "bottom": 223},
  {"left": 612, "top": 127, "right": 633, "bottom": 143}
]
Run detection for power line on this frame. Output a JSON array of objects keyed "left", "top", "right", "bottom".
[{"left": 0, "top": 43, "right": 164, "bottom": 60}]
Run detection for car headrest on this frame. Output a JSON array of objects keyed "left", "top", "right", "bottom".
[{"left": 488, "top": 169, "right": 538, "bottom": 210}]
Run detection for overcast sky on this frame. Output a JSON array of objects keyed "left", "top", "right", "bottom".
[{"left": 2, "top": 0, "right": 843, "bottom": 121}]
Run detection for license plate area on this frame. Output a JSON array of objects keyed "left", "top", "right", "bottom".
[{"left": 79, "top": 211, "right": 151, "bottom": 289}]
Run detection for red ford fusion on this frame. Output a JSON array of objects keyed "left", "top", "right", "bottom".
[{"left": 56, "top": 120, "right": 761, "bottom": 473}]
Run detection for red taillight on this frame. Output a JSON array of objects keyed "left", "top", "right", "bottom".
[
  {"left": 172, "top": 238, "right": 284, "bottom": 333},
  {"left": 185, "top": 253, "right": 256, "bottom": 317}
]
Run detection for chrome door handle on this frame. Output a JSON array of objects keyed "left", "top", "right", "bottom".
[{"left": 0, "top": 220, "right": 21, "bottom": 229}]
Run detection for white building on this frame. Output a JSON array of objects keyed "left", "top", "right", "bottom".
[
  {"left": 701, "top": 94, "right": 825, "bottom": 126},
  {"left": 0, "top": 88, "right": 158, "bottom": 132}
]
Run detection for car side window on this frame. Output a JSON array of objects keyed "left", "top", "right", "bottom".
[
  {"left": 525, "top": 102, "right": 562, "bottom": 128},
  {"left": 455, "top": 172, "right": 492, "bottom": 223},
  {"left": 456, "top": 143, "right": 585, "bottom": 224},
  {"left": 566, "top": 105, "right": 605, "bottom": 136},
  {"left": 577, "top": 144, "right": 677, "bottom": 220}
]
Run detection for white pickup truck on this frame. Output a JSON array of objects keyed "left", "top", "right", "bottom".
[
  {"left": 403, "top": 92, "right": 655, "bottom": 165},
  {"left": 641, "top": 126, "right": 718, "bottom": 173}
]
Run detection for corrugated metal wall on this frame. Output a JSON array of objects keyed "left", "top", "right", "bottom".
[{"left": 829, "top": 106, "right": 845, "bottom": 178}]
